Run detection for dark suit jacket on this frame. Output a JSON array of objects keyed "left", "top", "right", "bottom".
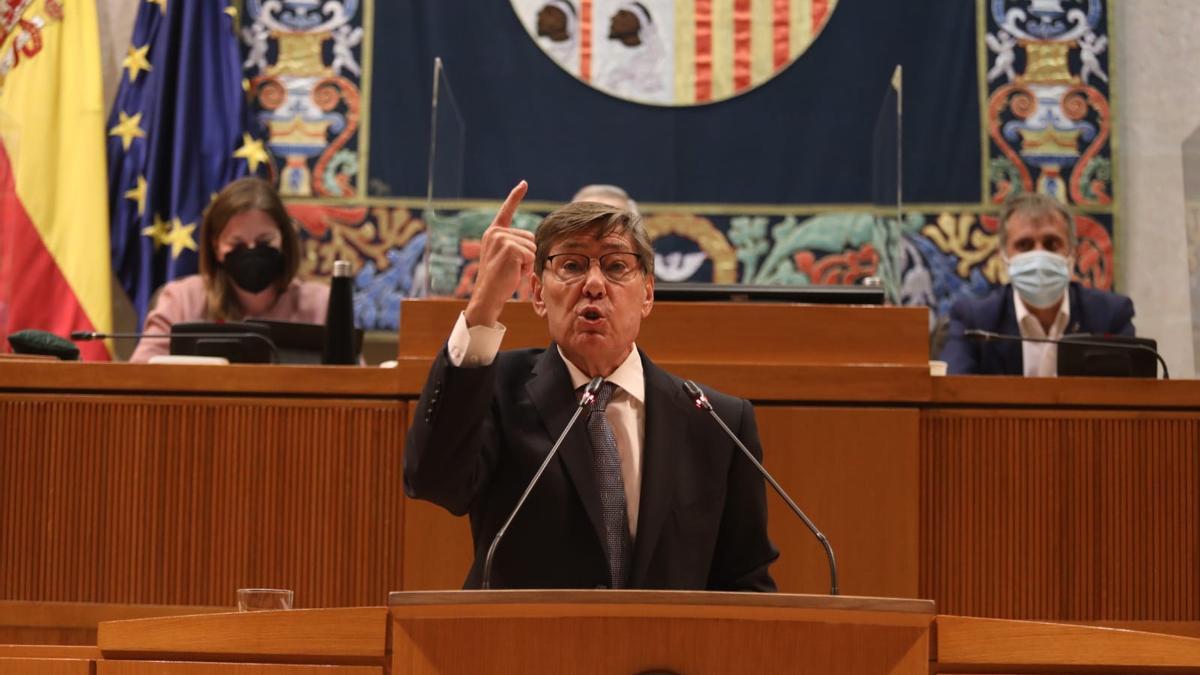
[
  {"left": 940, "top": 282, "right": 1135, "bottom": 375},
  {"left": 403, "top": 345, "right": 779, "bottom": 591}
]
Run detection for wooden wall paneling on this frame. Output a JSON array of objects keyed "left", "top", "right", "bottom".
[
  {"left": 0, "top": 395, "right": 407, "bottom": 608},
  {"left": 921, "top": 410, "right": 1200, "bottom": 622},
  {"left": 748, "top": 406, "right": 920, "bottom": 598}
]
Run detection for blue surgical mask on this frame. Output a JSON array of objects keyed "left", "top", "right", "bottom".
[{"left": 1007, "top": 250, "right": 1071, "bottom": 309}]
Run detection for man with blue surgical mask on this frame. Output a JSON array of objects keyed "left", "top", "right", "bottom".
[{"left": 939, "top": 193, "right": 1136, "bottom": 376}]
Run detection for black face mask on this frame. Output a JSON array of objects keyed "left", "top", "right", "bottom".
[{"left": 222, "top": 245, "right": 284, "bottom": 294}]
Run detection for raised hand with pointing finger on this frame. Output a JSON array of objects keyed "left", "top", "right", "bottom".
[{"left": 464, "top": 181, "right": 534, "bottom": 328}]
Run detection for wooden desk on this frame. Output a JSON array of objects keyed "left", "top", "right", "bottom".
[{"left": 2, "top": 300, "right": 1197, "bottom": 639}]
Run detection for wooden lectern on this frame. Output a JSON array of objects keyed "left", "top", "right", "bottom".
[
  {"left": 15, "top": 591, "right": 1186, "bottom": 674},
  {"left": 387, "top": 591, "right": 933, "bottom": 674}
]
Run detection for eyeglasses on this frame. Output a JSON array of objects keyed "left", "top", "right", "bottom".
[{"left": 545, "top": 252, "right": 643, "bottom": 283}]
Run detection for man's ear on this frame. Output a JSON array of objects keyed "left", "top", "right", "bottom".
[
  {"left": 641, "top": 273, "right": 654, "bottom": 318},
  {"left": 531, "top": 273, "right": 547, "bottom": 317}
]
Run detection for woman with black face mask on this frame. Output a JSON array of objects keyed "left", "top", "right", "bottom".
[{"left": 129, "top": 178, "right": 330, "bottom": 362}]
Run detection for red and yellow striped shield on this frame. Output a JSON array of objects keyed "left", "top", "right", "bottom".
[{"left": 514, "top": 0, "right": 838, "bottom": 106}]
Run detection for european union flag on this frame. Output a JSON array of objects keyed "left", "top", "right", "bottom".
[{"left": 107, "top": 0, "right": 268, "bottom": 323}]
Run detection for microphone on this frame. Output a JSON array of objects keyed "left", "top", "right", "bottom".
[
  {"left": 682, "top": 380, "right": 840, "bottom": 596},
  {"left": 71, "top": 330, "right": 281, "bottom": 364},
  {"left": 482, "top": 375, "right": 605, "bottom": 590},
  {"left": 963, "top": 328, "right": 1169, "bottom": 379}
]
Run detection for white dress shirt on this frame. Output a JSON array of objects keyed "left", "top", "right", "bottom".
[
  {"left": 446, "top": 312, "right": 646, "bottom": 538},
  {"left": 1014, "top": 291, "right": 1071, "bottom": 377}
]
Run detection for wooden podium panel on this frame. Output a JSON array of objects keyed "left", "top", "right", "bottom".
[
  {"left": 99, "top": 664, "right": 379, "bottom": 675},
  {"left": 0, "top": 659, "right": 90, "bottom": 675},
  {"left": 98, "top": 607, "right": 387, "bottom": 662},
  {"left": 95, "top": 607, "right": 388, "bottom": 674},
  {"left": 389, "top": 591, "right": 934, "bottom": 675},
  {"left": 749, "top": 406, "right": 919, "bottom": 597},
  {"left": 0, "top": 601, "right": 225, "bottom": 646},
  {"left": 0, "top": 646, "right": 96, "bottom": 675}
]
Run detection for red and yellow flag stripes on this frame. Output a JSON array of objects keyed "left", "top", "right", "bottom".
[
  {"left": 0, "top": 0, "right": 112, "bottom": 359},
  {"left": 688, "top": 0, "right": 836, "bottom": 104}
]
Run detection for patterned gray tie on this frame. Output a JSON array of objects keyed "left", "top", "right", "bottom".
[{"left": 586, "top": 382, "right": 632, "bottom": 589}]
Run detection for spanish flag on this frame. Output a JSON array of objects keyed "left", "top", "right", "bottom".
[{"left": 0, "top": 0, "right": 112, "bottom": 360}]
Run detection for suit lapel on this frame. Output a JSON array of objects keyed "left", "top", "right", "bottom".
[
  {"left": 524, "top": 346, "right": 607, "bottom": 548},
  {"left": 630, "top": 355, "right": 691, "bottom": 585},
  {"left": 1066, "top": 282, "right": 1084, "bottom": 333},
  {"left": 997, "top": 286, "right": 1024, "bottom": 374}
]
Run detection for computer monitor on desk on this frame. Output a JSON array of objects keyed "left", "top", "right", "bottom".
[
  {"left": 1057, "top": 335, "right": 1160, "bottom": 378},
  {"left": 170, "top": 322, "right": 275, "bottom": 363},
  {"left": 170, "top": 321, "right": 363, "bottom": 364}
]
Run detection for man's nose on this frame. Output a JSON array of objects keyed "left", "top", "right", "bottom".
[{"left": 581, "top": 263, "right": 607, "bottom": 296}]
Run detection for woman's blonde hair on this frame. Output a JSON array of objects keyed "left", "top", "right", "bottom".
[{"left": 198, "top": 177, "right": 300, "bottom": 321}]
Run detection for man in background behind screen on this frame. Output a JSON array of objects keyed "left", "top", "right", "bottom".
[{"left": 940, "top": 193, "right": 1135, "bottom": 376}]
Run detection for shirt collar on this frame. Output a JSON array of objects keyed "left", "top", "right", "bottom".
[
  {"left": 558, "top": 345, "right": 645, "bottom": 404},
  {"left": 1014, "top": 287, "right": 1072, "bottom": 339}
]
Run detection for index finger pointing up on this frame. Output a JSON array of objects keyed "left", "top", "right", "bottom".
[{"left": 493, "top": 180, "right": 529, "bottom": 229}]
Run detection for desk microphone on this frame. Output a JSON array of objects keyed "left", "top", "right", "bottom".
[
  {"left": 963, "top": 328, "right": 1169, "bottom": 380},
  {"left": 481, "top": 376, "right": 605, "bottom": 590},
  {"left": 71, "top": 331, "right": 281, "bottom": 364},
  {"left": 682, "top": 380, "right": 840, "bottom": 596}
]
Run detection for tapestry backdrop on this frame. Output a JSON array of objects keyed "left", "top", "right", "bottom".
[{"left": 230, "top": 0, "right": 1115, "bottom": 333}]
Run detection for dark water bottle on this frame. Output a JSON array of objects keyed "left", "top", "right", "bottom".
[{"left": 322, "top": 260, "right": 356, "bottom": 365}]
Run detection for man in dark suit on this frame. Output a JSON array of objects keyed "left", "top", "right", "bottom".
[
  {"left": 404, "top": 181, "right": 778, "bottom": 591},
  {"left": 940, "top": 193, "right": 1135, "bottom": 375}
]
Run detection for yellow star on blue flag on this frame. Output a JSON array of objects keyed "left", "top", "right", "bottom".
[
  {"left": 123, "top": 44, "right": 153, "bottom": 82},
  {"left": 234, "top": 133, "right": 270, "bottom": 173},
  {"left": 109, "top": 111, "right": 145, "bottom": 151}
]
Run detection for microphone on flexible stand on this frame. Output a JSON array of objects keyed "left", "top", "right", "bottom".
[
  {"left": 481, "top": 375, "right": 605, "bottom": 590},
  {"left": 681, "top": 380, "right": 840, "bottom": 596},
  {"left": 963, "top": 328, "right": 1169, "bottom": 379},
  {"left": 71, "top": 330, "right": 281, "bottom": 364}
]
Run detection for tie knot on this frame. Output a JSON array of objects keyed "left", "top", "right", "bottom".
[{"left": 590, "top": 381, "right": 616, "bottom": 411}]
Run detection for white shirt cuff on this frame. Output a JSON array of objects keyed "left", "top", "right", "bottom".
[{"left": 446, "top": 311, "right": 505, "bottom": 367}]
